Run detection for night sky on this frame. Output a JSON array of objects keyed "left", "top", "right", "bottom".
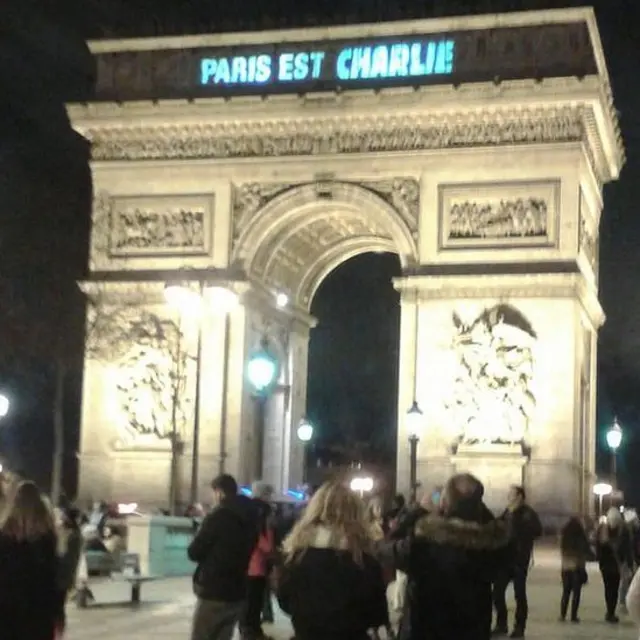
[{"left": 2, "top": 0, "right": 640, "bottom": 500}]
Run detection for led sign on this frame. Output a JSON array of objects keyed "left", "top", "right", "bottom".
[
  {"left": 93, "top": 22, "right": 598, "bottom": 103},
  {"left": 199, "top": 38, "right": 455, "bottom": 89}
]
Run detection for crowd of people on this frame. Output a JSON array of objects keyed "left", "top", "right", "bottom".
[
  {"left": 2, "top": 469, "right": 640, "bottom": 640},
  {"left": 189, "top": 473, "right": 544, "bottom": 640},
  {"left": 187, "top": 473, "right": 640, "bottom": 640}
]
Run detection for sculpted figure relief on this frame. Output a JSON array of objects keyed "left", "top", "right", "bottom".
[
  {"left": 445, "top": 304, "right": 537, "bottom": 446},
  {"left": 86, "top": 301, "right": 193, "bottom": 446},
  {"left": 448, "top": 197, "right": 548, "bottom": 240},
  {"left": 111, "top": 207, "right": 206, "bottom": 252}
]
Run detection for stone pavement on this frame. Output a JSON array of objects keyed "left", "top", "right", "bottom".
[{"left": 66, "top": 560, "right": 638, "bottom": 639}]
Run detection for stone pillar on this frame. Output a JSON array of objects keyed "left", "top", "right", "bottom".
[
  {"left": 395, "top": 274, "right": 602, "bottom": 524},
  {"left": 78, "top": 281, "right": 199, "bottom": 509}
]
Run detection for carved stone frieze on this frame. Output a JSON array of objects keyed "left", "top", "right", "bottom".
[
  {"left": 254, "top": 211, "right": 392, "bottom": 294},
  {"left": 233, "top": 178, "right": 418, "bottom": 246},
  {"left": 579, "top": 215, "right": 598, "bottom": 272},
  {"left": 85, "top": 106, "right": 585, "bottom": 162},
  {"left": 111, "top": 206, "right": 206, "bottom": 253},
  {"left": 362, "top": 178, "right": 419, "bottom": 234},
  {"left": 233, "top": 183, "right": 295, "bottom": 242},
  {"left": 440, "top": 180, "right": 558, "bottom": 248},
  {"left": 90, "top": 190, "right": 114, "bottom": 270},
  {"left": 448, "top": 197, "right": 548, "bottom": 240}
]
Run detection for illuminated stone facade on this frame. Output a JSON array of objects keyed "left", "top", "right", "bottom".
[{"left": 70, "top": 8, "right": 623, "bottom": 519}]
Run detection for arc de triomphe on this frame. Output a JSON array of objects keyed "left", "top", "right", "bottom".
[{"left": 71, "top": 8, "right": 624, "bottom": 517}]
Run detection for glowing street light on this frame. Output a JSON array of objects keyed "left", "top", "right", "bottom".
[
  {"left": 297, "top": 418, "right": 314, "bottom": 443},
  {"left": 276, "top": 292, "right": 289, "bottom": 309},
  {"left": 593, "top": 482, "right": 613, "bottom": 518},
  {"left": 350, "top": 476, "right": 374, "bottom": 497},
  {"left": 606, "top": 418, "right": 623, "bottom": 487},
  {"left": 606, "top": 419, "right": 623, "bottom": 451},
  {"left": 164, "top": 283, "right": 203, "bottom": 315},
  {"left": 164, "top": 281, "right": 239, "bottom": 509},
  {"left": 297, "top": 418, "right": 314, "bottom": 484},
  {"left": 247, "top": 340, "right": 280, "bottom": 480},
  {"left": 247, "top": 344, "right": 279, "bottom": 395},
  {"left": 0, "top": 394, "right": 9, "bottom": 419},
  {"left": 207, "top": 285, "right": 240, "bottom": 312}
]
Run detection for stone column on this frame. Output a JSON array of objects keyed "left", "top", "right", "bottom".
[{"left": 395, "top": 273, "right": 602, "bottom": 523}]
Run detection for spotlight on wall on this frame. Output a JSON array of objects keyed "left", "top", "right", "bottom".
[{"left": 276, "top": 292, "right": 289, "bottom": 309}]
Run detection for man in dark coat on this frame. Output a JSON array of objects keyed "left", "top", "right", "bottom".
[
  {"left": 384, "top": 473, "right": 510, "bottom": 640},
  {"left": 188, "top": 474, "right": 259, "bottom": 640},
  {"left": 492, "top": 485, "right": 542, "bottom": 638}
]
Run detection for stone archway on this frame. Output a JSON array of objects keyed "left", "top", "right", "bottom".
[
  {"left": 232, "top": 180, "right": 419, "bottom": 309},
  {"left": 231, "top": 179, "right": 418, "bottom": 491}
]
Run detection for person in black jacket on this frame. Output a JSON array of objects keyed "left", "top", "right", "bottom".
[
  {"left": 277, "top": 481, "right": 388, "bottom": 640},
  {"left": 492, "top": 485, "right": 542, "bottom": 638},
  {"left": 188, "top": 474, "right": 259, "bottom": 640},
  {"left": 382, "top": 473, "right": 509, "bottom": 640},
  {"left": 559, "top": 516, "right": 592, "bottom": 623},
  {"left": 596, "top": 507, "right": 633, "bottom": 623},
  {"left": 0, "top": 481, "right": 63, "bottom": 640}
]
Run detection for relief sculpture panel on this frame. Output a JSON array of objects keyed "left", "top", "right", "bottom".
[
  {"left": 110, "top": 195, "right": 213, "bottom": 256},
  {"left": 444, "top": 304, "right": 538, "bottom": 446},
  {"left": 86, "top": 297, "right": 195, "bottom": 449},
  {"left": 579, "top": 192, "right": 598, "bottom": 273},
  {"left": 439, "top": 181, "right": 558, "bottom": 250}
]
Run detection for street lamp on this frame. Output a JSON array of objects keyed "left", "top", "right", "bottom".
[
  {"left": 165, "top": 282, "right": 239, "bottom": 509},
  {"left": 0, "top": 394, "right": 9, "bottom": 419},
  {"left": 350, "top": 476, "right": 374, "bottom": 498},
  {"left": 276, "top": 292, "right": 289, "bottom": 309},
  {"left": 297, "top": 418, "right": 314, "bottom": 483},
  {"left": 606, "top": 418, "right": 623, "bottom": 487},
  {"left": 247, "top": 340, "right": 280, "bottom": 479},
  {"left": 297, "top": 418, "right": 314, "bottom": 443},
  {"left": 593, "top": 482, "right": 613, "bottom": 519},
  {"left": 406, "top": 400, "right": 423, "bottom": 504}
]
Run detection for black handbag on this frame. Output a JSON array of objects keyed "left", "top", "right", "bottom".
[{"left": 578, "top": 567, "right": 589, "bottom": 585}]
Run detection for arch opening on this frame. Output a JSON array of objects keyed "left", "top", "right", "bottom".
[
  {"left": 233, "top": 182, "right": 418, "bottom": 310},
  {"left": 306, "top": 251, "right": 402, "bottom": 473}
]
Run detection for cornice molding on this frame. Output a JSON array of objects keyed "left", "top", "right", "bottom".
[
  {"left": 394, "top": 271, "right": 605, "bottom": 328},
  {"left": 78, "top": 280, "right": 166, "bottom": 305},
  {"left": 70, "top": 77, "right": 623, "bottom": 180},
  {"left": 82, "top": 104, "right": 587, "bottom": 162}
]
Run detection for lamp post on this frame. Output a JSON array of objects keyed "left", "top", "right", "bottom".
[
  {"left": 406, "top": 400, "right": 423, "bottom": 504},
  {"left": 593, "top": 482, "right": 613, "bottom": 519},
  {"left": 606, "top": 418, "right": 623, "bottom": 488},
  {"left": 247, "top": 339, "right": 279, "bottom": 480},
  {"left": 297, "top": 418, "right": 314, "bottom": 483},
  {"left": 165, "top": 282, "right": 239, "bottom": 509}
]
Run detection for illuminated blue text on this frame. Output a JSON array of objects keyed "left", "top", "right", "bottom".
[{"left": 336, "top": 40, "right": 454, "bottom": 81}]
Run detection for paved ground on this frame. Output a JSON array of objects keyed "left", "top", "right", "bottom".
[{"left": 66, "top": 556, "right": 638, "bottom": 639}]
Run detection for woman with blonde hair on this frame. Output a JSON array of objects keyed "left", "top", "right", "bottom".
[
  {"left": 277, "top": 481, "right": 389, "bottom": 640},
  {"left": 0, "top": 481, "right": 62, "bottom": 639}
]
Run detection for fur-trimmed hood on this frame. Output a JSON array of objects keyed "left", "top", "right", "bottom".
[{"left": 414, "top": 514, "right": 509, "bottom": 550}]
